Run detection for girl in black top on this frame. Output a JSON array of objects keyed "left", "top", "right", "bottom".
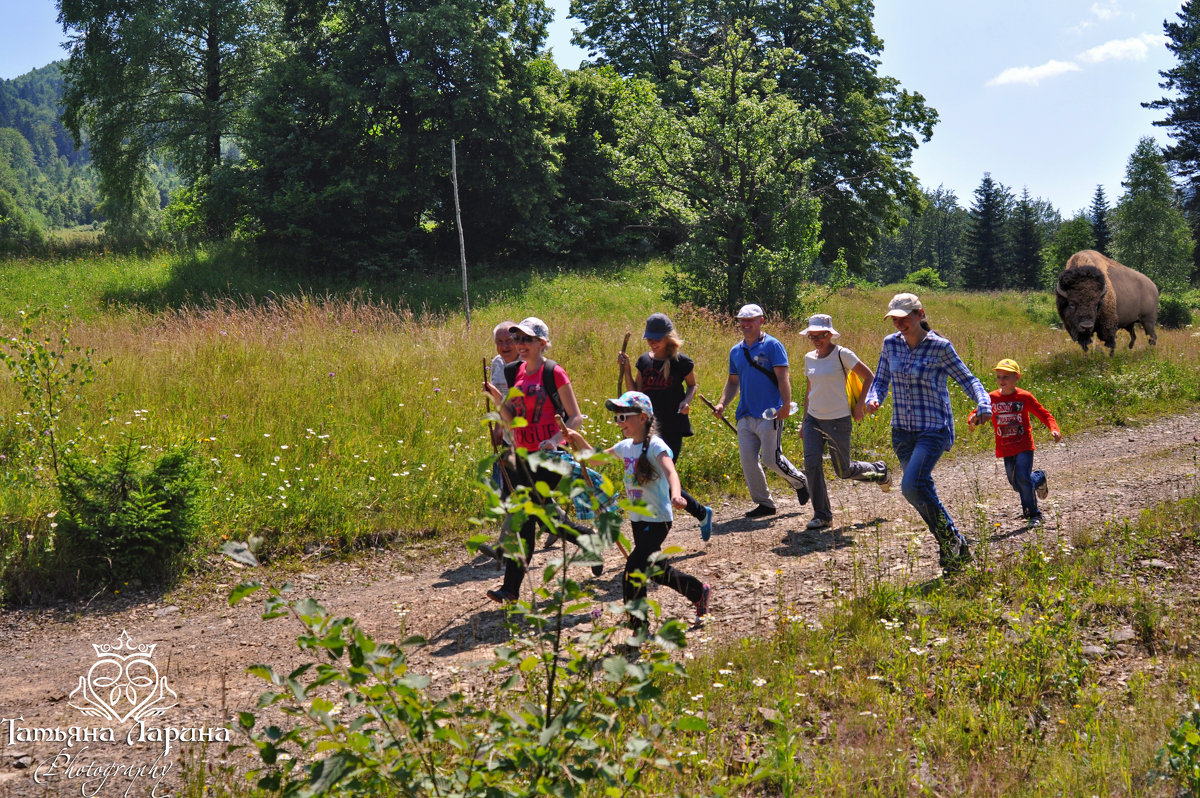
[{"left": 618, "top": 313, "right": 714, "bottom": 540}]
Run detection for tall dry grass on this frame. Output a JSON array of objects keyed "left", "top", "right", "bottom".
[{"left": 1, "top": 257, "right": 1197, "bottom": 569}]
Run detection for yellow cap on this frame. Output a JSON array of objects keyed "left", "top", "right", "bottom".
[{"left": 993, "top": 358, "right": 1021, "bottom": 376}]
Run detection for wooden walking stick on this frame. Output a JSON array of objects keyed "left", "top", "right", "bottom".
[
  {"left": 698, "top": 393, "right": 738, "bottom": 435},
  {"left": 617, "top": 332, "right": 631, "bottom": 395}
]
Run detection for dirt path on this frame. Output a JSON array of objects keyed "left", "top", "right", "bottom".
[{"left": 2, "top": 411, "right": 1199, "bottom": 795}]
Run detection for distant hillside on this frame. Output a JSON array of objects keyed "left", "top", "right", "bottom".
[
  {"left": 0, "top": 61, "right": 99, "bottom": 238},
  {"left": 0, "top": 61, "right": 88, "bottom": 168}
]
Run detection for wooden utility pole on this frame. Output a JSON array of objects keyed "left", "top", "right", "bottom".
[{"left": 451, "top": 139, "right": 470, "bottom": 326}]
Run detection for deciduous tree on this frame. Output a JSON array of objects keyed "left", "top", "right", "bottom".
[
  {"left": 58, "top": 0, "right": 269, "bottom": 244},
  {"left": 570, "top": 0, "right": 936, "bottom": 274},
  {"left": 609, "top": 27, "right": 823, "bottom": 314},
  {"left": 242, "top": 0, "right": 566, "bottom": 270}
]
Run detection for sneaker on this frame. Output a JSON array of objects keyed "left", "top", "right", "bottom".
[
  {"left": 806, "top": 517, "right": 831, "bottom": 531},
  {"left": 1036, "top": 476, "right": 1049, "bottom": 500},
  {"left": 591, "top": 563, "right": 604, "bottom": 577},
  {"left": 477, "top": 542, "right": 501, "bottom": 562},
  {"left": 486, "top": 588, "right": 517, "bottom": 604},
  {"left": 1028, "top": 515, "right": 1044, "bottom": 529},
  {"left": 875, "top": 461, "right": 892, "bottom": 492},
  {"left": 699, "top": 506, "right": 713, "bottom": 542},
  {"left": 543, "top": 532, "right": 560, "bottom": 549},
  {"left": 745, "top": 504, "right": 776, "bottom": 519},
  {"left": 693, "top": 584, "right": 711, "bottom": 620},
  {"left": 795, "top": 483, "right": 810, "bottom": 506}
]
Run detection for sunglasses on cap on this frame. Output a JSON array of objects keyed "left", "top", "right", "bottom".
[{"left": 612, "top": 412, "right": 641, "bottom": 423}]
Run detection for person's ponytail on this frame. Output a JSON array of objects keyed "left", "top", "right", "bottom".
[{"left": 633, "top": 415, "right": 659, "bottom": 485}]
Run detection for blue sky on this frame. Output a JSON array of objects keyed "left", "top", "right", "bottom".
[{"left": 3, "top": 0, "right": 1186, "bottom": 217}]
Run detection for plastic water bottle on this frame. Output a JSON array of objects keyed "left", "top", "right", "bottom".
[{"left": 762, "top": 402, "right": 799, "bottom": 420}]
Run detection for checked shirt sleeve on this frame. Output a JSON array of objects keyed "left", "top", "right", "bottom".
[
  {"left": 940, "top": 341, "right": 991, "bottom": 414},
  {"left": 865, "top": 339, "right": 893, "bottom": 407}
]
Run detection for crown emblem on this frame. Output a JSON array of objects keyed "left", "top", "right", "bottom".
[{"left": 69, "top": 630, "right": 177, "bottom": 723}]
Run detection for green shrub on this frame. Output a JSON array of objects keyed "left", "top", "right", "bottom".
[
  {"left": 222, "top": 449, "right": 694, "bottom": 797},
  {"left": 1158, "top": 703, "right": 1200, "bottom": 795},
  {"left": 902, "top": 266, "right": 948, "bottom": 290},
  {"left": 55, "top": 437, "right": 202, "bottom": 586},
  {"left": 1158, "top": 294, "right": 1194, "bottom": 329}
]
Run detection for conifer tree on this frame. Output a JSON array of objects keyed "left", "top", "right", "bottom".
[
  {"left": 1146, "top": 0, "right": 1200, "bottom": 284},
  {"left": 1112, "top": 137, "right": 1194, "bottom": 291},
  {"left": 1089, "top": 185, "right": 1111, "bottom": 255},
  {"left": 963, "top": 173, "right": 1012, "bottom": 289},
  {"left": 1010, "top": 188, "right": 1045, "bottom": 289}
]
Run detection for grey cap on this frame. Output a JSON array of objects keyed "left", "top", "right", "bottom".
[{"left": 736, "top": 303, "right": 765, "bottom": 319}]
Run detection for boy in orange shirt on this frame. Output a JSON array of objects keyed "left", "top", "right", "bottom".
[{"left": 970, "top": 359, "right": 1062, "bottom": 528}]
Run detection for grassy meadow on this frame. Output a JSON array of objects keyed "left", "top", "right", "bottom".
[
  {"left": 2, "top": 249, "right": 1199, "bottom": 796},
  {"left": 1, "top": 250, "right": 1199, "bottom": 586},
  {"left": 636, "top": 492, "right": 1200, "bottom": 796}
]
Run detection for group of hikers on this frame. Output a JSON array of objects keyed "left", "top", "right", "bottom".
[{"left": 480, "top": 293, "right": 1063, "bottom": 632}]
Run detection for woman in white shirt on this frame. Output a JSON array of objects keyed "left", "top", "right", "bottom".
[{"left": 800, "top": 314, "right": 890, "bottom": 531}]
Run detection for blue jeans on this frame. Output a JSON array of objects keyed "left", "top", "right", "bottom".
[
  {"left": 1003, "top": 450, "right": 1045, "bottom": 519},
  {"left": 892, "top": 426, "right": 961, "bottom": 555}
]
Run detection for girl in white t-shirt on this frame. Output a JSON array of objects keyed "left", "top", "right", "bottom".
[
  {"left": 567, "top": 391, "right": 710, "bottom": 631},
  {"left": 800, "top": 314, "right": 890, "bottom": 532}
]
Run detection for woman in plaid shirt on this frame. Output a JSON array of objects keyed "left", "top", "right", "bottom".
[{"left": 864, "top": 293, "right": 992, "bottom": 575}]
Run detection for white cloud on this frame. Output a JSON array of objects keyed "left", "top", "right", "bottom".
[
  {"left": 987, "top": 60, "right": 1081, "bottom": 87},
  {"left": 1068, "top": 0, "right": 1126, "bottom": 35},
  {"left": 1090, "top": 1, "right": 1122, "bottom": 22},
  {"left": 1077, "top": 33, "right": 1164, "bottom": 64}
]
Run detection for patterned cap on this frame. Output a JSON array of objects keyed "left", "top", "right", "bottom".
[
  {"left": 605, "top": 391, "right": 654, "bottom": 417},
  {"left": 510, "top": 317, "right": 550, "bottom": 340}
]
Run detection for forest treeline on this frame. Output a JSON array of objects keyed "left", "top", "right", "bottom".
[{"left": 3, "top": 0, "right": 1200, "bottom": 308}]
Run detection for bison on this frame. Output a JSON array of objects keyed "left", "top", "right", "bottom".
[{"left": 1056, "top": 250, "right": 1159, "bottom": 355}]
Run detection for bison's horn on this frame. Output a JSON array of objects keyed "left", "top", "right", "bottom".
[{"left": 1056, "top": 281, "right": 1068, "bottom": 298}]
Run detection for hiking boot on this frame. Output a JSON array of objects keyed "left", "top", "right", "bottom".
[
  {"left": 543, "top": 532, "right": 560, "bottom": 549},
  {"left": 874, "top": 461, "right": 892, "bottom": 492},
  {"left": 486, "top": 588, "right": 518, "bottom": 604},
  {"left": 1036, "top": 476, "right": 1049, "bottom": 500},
  {"left": 795, "top": 483, "right": 810, "bottom": 506},
  {"left": 806, "top": 517, "right": 831, "bottom": 531},
  {"left": 745, "top": 504, "right": 776, "bottom": 519},
  {"left": 591, "top": 563, "right": 604, "bottom": 577},
  {"left": 477, "top": 543, "right": 501, "bottom": 562},
  {"left": 693, "top": 584, "right": 711, "bottom": 620},
  {"left": 941, "top": 536, "right": 972, "bottom": 576},
  {"left": 700, "top": 506, "right": 714, "bottom": 542}
]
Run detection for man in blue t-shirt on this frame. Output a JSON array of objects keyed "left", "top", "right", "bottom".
[{"left": 712, "top": 304, "right": 809, "bottom": 518}]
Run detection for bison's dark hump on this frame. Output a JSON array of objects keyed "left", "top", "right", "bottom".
[{"left": 1059, "top": 262, "right": 1105, "bottom": 289}]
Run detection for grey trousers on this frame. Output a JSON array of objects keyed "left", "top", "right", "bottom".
[
  {"left": 802, "top": 413, "right": 883, "bottom": 521},
  {"left": 737, "top": 416, "right": 807, "bottom": 510}
]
